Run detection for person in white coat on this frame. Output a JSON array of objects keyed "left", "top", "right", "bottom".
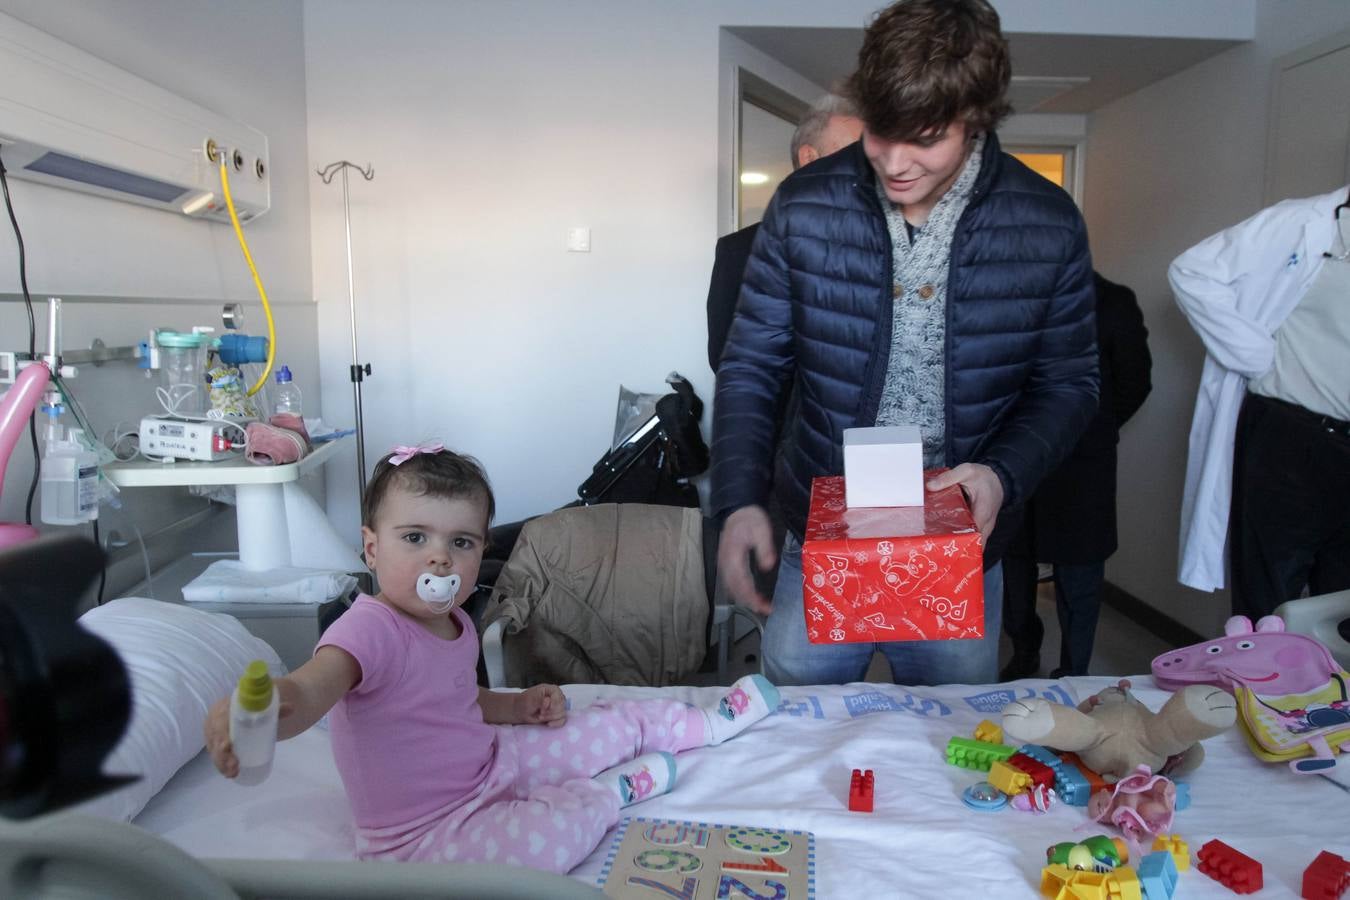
[{"left": 1171, "top": 186, "right": 1350, "bottom": 617}]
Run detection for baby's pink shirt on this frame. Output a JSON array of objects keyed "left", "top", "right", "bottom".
[{"left": 317, "top": 594, "right": 496, "bottom": 829}]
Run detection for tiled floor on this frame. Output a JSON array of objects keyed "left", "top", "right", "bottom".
[{"left": 693, "top": 580, "right": 1172, "bottom": 686}]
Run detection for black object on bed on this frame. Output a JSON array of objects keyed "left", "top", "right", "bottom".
[{"left": 0, "top": 534, "right": 134, "bottom": 819}]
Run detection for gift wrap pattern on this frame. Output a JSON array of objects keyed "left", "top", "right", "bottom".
[{"left": 802, "top": 475, "right": 984, "bottom": 644}]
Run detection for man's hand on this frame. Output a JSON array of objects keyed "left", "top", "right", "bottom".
[
  {"left": 926, "top": 463, "right": 1005, "bottom": 535},
  {"left": 717, "top": 505, "right": 776, "bottom": 615},
  {"left": 514, "top": 684, "right": 567, "bottom": 727}
]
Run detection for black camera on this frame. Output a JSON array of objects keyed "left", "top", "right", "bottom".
[{"left": 0, "top": 535, "right": 133, "bottom": 819}]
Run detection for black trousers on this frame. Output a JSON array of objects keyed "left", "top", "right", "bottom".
[
  {"left": 1003, "top": 556, "right": 1106, "bottom": 676},
  {"left": 1230, "top": 393, "right": 1350, "bottom": 619}
]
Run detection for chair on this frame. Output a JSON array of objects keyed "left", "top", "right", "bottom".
[{"left": 1275, "top": 589, "right": 1350, "bottom": 670}]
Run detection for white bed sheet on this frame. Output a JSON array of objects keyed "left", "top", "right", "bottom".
[{"left": 135, "top": 676, "right": 1350, "bottom": 898}]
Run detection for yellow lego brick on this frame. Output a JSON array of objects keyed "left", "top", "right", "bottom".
[
  {"left": 1105, "top": 866, "right": 1141, "bottom": 900},
  {"left": 988, "top": 759, "right": 1031, "bottom": 796},
  {"left": 974, "top": 718, "right": 1003, "bottom": 744},
  {"left": 1040, "top": 865, "right": 1108, "bottom": 900},
  {"left": 1151, "top": 834, "right": 1190, "bottom": 872},
  {"left": 1041, "top": 866, "right": 1141, "bottom": 900}
]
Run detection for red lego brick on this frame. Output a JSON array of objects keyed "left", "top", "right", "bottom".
[
  {"left": 1304, "top": 850, "right": 1350, "bottom": 899},
  {"left": 1007, "top": 752, "right": 1056, "bottom": 791},
  {"left": 1198, "top": 839, "right": 1263, "bottom": 894},
  {"left": 848, "top": 768, "right": 874, "bottom": 812}
]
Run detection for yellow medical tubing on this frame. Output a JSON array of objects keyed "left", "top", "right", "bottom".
[{"left": 218, "top": 154, "right": 276, "bottom": 396}]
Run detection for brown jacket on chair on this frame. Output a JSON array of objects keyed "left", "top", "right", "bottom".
[{"left": 482, "top": 504, "right": 709, "bottom": 687}]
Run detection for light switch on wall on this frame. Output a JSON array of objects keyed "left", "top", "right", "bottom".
[{"left": 566, "top": 226, "right": 591, "bottom": 252}]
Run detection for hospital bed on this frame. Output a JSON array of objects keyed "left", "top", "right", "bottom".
[{"left": 46, "top": 597, "right": 1350, "bottom": 898}]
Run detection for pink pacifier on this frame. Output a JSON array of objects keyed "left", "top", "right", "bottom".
[{"left": 416, "top": 572, "right": 461, "bottom": 614}]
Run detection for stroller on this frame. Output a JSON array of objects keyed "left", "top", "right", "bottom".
[{"left": 478, "top": 372, "right": 709, "bottom": 587}]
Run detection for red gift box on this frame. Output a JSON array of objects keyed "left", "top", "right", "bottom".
[{"left": 802, "top": 474, "right": 985, "bottom": 644}]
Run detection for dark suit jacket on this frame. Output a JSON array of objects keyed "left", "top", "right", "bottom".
[
  {"left": 1011, "top": 272, "right": 1152, "bottom": 563},
  {"left": 706, "top": 223, "right": 759, "bottom": 370}
]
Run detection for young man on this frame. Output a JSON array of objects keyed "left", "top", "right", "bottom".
[{"left": 711, "top": 0, "right": 1099, "bottom": 687}]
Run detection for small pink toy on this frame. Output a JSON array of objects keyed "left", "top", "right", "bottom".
[
  {"left": 1089, "top": 765, "right": 1176, "bottom": 847},
  {"left": 1010, "top": 783, "right": 1054, "bottom": 814}
]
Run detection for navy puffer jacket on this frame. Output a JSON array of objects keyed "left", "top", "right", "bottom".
[{"left": 710, "top": 131, "right": 1099, "bottom": 565}]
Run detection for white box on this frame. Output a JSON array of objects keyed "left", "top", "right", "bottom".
[{"left": 843, "top": 425, "right": 924, "bottom": 508}]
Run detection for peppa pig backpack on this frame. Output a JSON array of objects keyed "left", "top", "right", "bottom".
[{"left": 1151, "top": 615, "right": 1350, "bottom": 774}]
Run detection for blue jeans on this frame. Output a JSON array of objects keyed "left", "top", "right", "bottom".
[{"left": 762, "top": 535, "right": 1004, "bottom": 686}]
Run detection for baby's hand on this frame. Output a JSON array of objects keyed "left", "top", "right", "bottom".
[
  {"left": 516, "top": 684, "right": 567, "bottom": 727},
  {"left": 204, "top": 696, "right": 239, "bottom": 778}
]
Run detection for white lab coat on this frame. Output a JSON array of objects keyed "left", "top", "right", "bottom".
[{"left": 1170, "top": 186, "right": 1345, "bottom": 592}]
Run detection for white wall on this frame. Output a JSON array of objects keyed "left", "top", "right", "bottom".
[
  {"left": 1084, "top": 0, "right": 1350, "bottom": 638},
  {"left": 305, "top": 0, "right": 1248, "bottom": 541},
  {"left": 0, "top": 0, "right": 317, "bottom": 599}
]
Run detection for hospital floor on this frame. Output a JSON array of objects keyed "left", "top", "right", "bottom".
[{"left": 692, "top": 579, "right": 1173, "bottom": 686}]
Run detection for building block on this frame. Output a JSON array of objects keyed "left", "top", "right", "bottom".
[
  {"left": 1018, "top": 744, "right": 1063, "bottom": 772},
  {"left": 848, "top": 768, "right": 874, "bottom": 812},
  {"left": 1040, "top": 864, "right": 1142, "bottom": 900},
  {"left": 1197, "top": 839, "right": 1263, "bottom": 894},
  {"left": 1054, "top": 763, "right": 1092, "bottom": 807},
  {"left": 1151, "top": 835, "right": 1191, "bottom": 873},
  {"left": 974, "top": 718, "right": 1004, "bottom": 744},
  {"left": 945, "top": 736, "right": 1016, "bottom": 772},
  {"left": 1303, "top": 850, "right": 1350, "bottom": 899},
  {"left": 1007, "top": 752, "right": 1057, "bottom": 791},
  {"left": 1139, "top": 851, "right": 1179, "bottom": 900},
  {"left": 988, "top": 759, "right": 1033, "bottom": 796},
  {"left": 1111, "top": 866, "right": 1143, "bottom": 900},
  {"left": 1173, "top": 781, "right": 1191, "bottom": 811},
  {"left": 1059, "top": 751, "right": 1110, "bottom": 796}
]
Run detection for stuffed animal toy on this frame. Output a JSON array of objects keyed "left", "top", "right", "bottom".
[
  {"left": 1001, "top": 679, "right": 1237, "bottom": 781},
  {"left": 1153, "top": 615, "right": 1350, "bottom": 773}
]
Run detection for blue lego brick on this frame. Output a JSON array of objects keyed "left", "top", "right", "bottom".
[
  {"left": 1054, "top": 766, "right": 1091, "bottom": 806},
  {"left": 1173, "top": 781, "right": 1191, "bottom": 811},
  {"left": 1018, "top": 744, "right": 1063, "bottom": 773},
  {"left": 1139, "top": 851, "right": 1179, "bottom": 900}
]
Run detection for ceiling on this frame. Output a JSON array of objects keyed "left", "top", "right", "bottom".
[{"left": 727, "top": 27, "right": 1243, "bottom": 114}]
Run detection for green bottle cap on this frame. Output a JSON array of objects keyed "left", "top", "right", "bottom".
[{"left": 236, "top": 660, "right": 273, "bottom": 712}]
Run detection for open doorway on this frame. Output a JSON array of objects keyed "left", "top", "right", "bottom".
[{"left": 736, "top": 70, "right": 809, "bottom": 228}]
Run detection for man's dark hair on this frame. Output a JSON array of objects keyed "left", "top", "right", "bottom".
[
  {"left": 847, "top": 0, "right": 1012, "bottom": 142},
  {"left": 362, "top": 447, "right": 496, "bottom": 534}
]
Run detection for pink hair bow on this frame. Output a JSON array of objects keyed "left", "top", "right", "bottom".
[{"left": 389, "top": 442, "right": 445, "bottom": 465}]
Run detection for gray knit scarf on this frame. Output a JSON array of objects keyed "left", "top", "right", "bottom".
[{"left": 873, "top": 134, "right": 985, "bottom": 467}]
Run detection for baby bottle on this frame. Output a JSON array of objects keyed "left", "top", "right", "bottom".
[{"left": 229, "top": 660, "right": 279, "bottom": 786}]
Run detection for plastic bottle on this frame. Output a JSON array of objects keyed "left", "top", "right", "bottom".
[
  {"left": 229, "top": 660, "right": 279, "bottom": 786},
  {"left": 39, "top": 397, "right": 99, "bottom": 525},
  {"left": 272, "top": 365, "right": 302, "bottom": 417}
]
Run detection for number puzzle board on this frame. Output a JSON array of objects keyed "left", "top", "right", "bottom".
[{"left": 598, "top": 817, "right": 815, "bottom": 899}]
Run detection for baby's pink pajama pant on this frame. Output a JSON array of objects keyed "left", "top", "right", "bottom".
[{"left": 357, "top": 699, "right": 707, "bottom": 873}]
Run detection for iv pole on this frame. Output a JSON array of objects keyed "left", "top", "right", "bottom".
[{"left": 315, "top": 160, "right": 374, "bottom": 499}]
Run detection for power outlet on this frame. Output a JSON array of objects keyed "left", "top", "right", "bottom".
[{"left": 566, "top": 226, "right": 591, "bottom": 253}]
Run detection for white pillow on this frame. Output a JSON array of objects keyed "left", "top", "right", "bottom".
[{"left": 73, "top": 596, "right": 285, "bottom": 822}]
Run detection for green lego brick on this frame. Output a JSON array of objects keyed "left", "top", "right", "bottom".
[{"left": 945, "top": 736, "right": 1016, "bottom": 771}]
